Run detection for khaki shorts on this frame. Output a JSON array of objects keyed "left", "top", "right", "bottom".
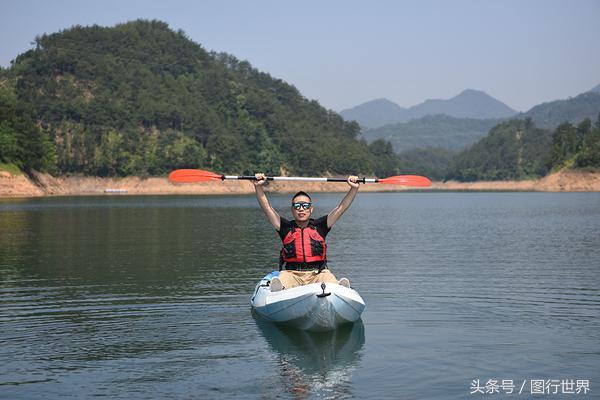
[{"left": 277, "top": 269, "right": 338, "bottom": 289}]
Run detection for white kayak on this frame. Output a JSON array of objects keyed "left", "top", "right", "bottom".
[{"left": 250, "top": 271, "right": 366, "bottom": 331}]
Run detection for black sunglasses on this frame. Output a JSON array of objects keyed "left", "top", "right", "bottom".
[{"left": 292, "top": 202, "right": 312, "bottom": 210}]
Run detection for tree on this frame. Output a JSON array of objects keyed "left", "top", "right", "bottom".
[
  {"left": 574, "top": 114, "right": 600, "bottom": 168},
  {"left": 0, "top": 79, "right": 55, "bottom": 171}
]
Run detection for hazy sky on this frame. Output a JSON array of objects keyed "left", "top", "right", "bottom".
[{"left": 2, "top": 0, "right": 599, "bottom": 112}]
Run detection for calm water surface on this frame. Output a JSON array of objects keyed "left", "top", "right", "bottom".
[{"left": 1, "top": 193, "right": 599, "bottom": 399}]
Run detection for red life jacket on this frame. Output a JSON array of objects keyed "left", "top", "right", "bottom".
[{"left": 280, "top": 223, "right": 327, "bottom": 267}]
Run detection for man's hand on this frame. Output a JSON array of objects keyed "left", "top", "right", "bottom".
[
  {"left": 254, "top": 172, "right": 267, "bottom": 186},
  {"left": 347, "top": 175, "right": 360, "bottom": 188}
]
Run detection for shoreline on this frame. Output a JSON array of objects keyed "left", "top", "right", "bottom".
[{"left": 1, "top": 169, "right": 599, "bottom": 199}]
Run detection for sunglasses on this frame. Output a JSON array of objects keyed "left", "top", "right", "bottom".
[{"left": 292, "top": 202, "right": 312, "bottom": 210}]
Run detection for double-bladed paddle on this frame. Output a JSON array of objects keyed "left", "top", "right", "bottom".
[{"left": 169, "top": 169, "right": 432, "bottom": 187}]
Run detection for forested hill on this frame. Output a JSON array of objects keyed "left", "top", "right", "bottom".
[
  {"left": 360, "top": 115, "right": 502, "bottom": 152},
  {"left": 446, "top": 116, "right": 600, "bottom": 182},
  {"left": 520, "top": 92, "right": 600, "bottom": 129},
  {"left": 0, "top": 20, "right": 394, "bottom": 177},
  {"left": 446, "top": 119, "right": 552, "bottom": 181}
]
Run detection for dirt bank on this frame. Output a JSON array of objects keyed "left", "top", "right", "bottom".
[
  {"left": 1, "top": 169, "right": 599, "bottom": 198},
  {"left": 434, "top": 169, "right": 600, "bottom": 192}
]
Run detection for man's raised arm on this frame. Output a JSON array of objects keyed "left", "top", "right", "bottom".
[
  {"left": 253, "top": 173, "right": 281, "bottom": 231},
  {"left": 327, "top": 176, "right": 359, "bottom": 229}
]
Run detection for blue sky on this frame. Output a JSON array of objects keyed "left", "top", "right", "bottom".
[{"left": 2, "top": 0, "right": 599, "bottom": 112}]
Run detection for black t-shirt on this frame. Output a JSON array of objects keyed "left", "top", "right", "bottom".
[{"left": 277, "top": 216, "right": 330, "bottom": 241}]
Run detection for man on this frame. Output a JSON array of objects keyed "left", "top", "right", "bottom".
[{"left": 253, "top": 173, "right": 359, "bottom": 291}]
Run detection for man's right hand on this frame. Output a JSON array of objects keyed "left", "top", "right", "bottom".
[{"left": 253, "top": 172, "right": 267, "bottom": 186}]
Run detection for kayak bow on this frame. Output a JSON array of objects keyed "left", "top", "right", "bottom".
[{"left": 250, "top": 271, "right": 366, "bottom": 332}]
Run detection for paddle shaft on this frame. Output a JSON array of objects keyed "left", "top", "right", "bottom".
[{"left": 224, "top": 175, "right": 376, "bottom": 183}]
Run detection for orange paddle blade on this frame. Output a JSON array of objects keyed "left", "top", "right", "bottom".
[
  {"left": 169, "top": 169, "right": 223, "bottom": 183},
  {"left": 378, "top": 175, "right": 432, "bottom": 187}
]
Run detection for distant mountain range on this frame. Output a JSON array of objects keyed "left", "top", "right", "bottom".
[
  {"left": 355, "top": 87, "right": 600, "bottom": 154},
  {"left": 340, "top": 89, "right": 518, "bottom": 129}
]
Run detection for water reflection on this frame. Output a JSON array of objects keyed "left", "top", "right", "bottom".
[{"left": 254, "top": 315, "right": 365, "bottom": 398}]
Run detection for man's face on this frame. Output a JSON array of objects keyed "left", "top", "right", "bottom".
[{"left": 291, "top": 195, "right": 313, "bottom": 223}]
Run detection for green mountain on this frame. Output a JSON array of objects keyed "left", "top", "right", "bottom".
[
  {"left": 446, "top": 119, "right": 552, "bottom": 181},
  {"left": 446, "top": 115, "right": 600, "bottom": 182},
  {"left": 360, "top": 114, "right": 502, "bottom": 153},
  {"left": 340, "top": 89, "right": 517, "bottom": 129},
  {"left": 397, "top": 147, "right": 456, "bottom": 181},
  {"left": 0, "top": 20, "right": 396, "bottom": 177},
  {"left": 521, "top": 92, "right": 600, "bottom": 129}
]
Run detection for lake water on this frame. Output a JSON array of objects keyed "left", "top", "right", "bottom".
[{"left": 1, "top": 193, "right": 599, "bottom": 399}]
